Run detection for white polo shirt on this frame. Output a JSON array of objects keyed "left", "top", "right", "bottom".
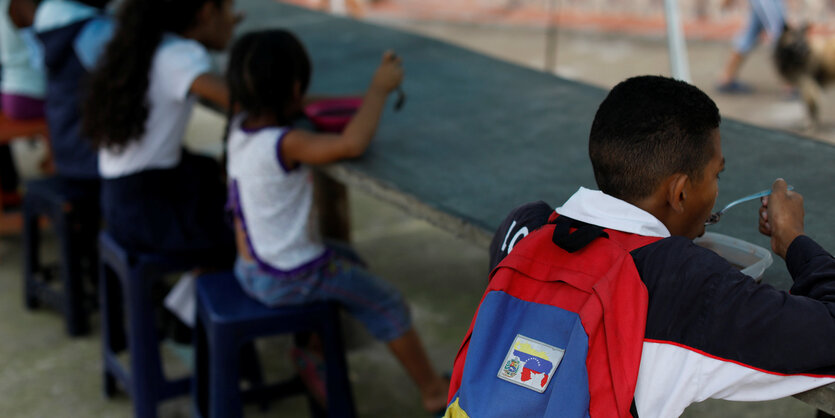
[{"left": 99, "top": 34, "right": 212, "bottom": 178}]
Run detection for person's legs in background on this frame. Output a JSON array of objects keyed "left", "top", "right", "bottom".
[
  {"left": 718, "top": 5, "right": 763, "bottom": 92},
  {"left": 309, "top": 256, "right": 449, "bottom": 413},
  {"left": 718, "top": 0, "right": 785, "bottom": 93}
]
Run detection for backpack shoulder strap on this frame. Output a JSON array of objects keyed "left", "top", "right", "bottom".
[{"left": 551, "top": 215, "right": 609, "bottom": 253}]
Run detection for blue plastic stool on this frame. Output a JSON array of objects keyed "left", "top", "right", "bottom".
[
  {"left": 193, "top": 271, "right": 356, "bottom": 418},
  {"left": 23, "top": 176, "right": 99, "bottom": 336},
  {"left": 98, "top": 231, "right": 198, "bottom": 418}
]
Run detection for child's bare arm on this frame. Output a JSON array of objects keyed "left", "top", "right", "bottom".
[
  {"left": 190, "top": 73, "right": 230, "bottom": 111},
  {"left": 282, "top": 51, "right": 403, "bottom": 166}
]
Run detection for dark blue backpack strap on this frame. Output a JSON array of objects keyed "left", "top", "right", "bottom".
[{"left": 551, "top": 215, "right": 609, "bottom": 253}]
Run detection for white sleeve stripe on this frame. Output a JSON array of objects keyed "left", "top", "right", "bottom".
[
  {"left": 644, "top": 338, "right": 835, "bottom": 379},
  {"left": 635, "top": 341, "right": 835, "bottom": 418}
]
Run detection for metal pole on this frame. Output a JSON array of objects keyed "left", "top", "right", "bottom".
[
  {"left": 329, "top": 0, "right": 347, "bottom": 15},
  {"left": 544, "top": 0, "right": 558, "bottom": 72},
  {"left": 664, "top": 0, "right": 691, "bottom": 82}
]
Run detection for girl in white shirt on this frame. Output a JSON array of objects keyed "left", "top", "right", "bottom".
[
  {"left": 225, "top": 29, "right": 449, "bottom": 413},
  {"left": 82, "top": 0, "right": 241, "bottom": 264}
]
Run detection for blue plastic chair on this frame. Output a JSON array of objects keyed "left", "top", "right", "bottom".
[
  {"left": 23, "top": 176, "right": 99, "bottom": 336},
  {"left": 98, "top": 231, "right": 198, "bottom": 418},
  {"left": 193, "top": 271, "right": 356, "bottom": 418}
]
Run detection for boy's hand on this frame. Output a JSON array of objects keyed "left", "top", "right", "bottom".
[
  {"left": 369, "top": 50, "right": 403, "bottom": 94},
  {"left": 759, "top": 178, "right": 805, "bottom": 259}
]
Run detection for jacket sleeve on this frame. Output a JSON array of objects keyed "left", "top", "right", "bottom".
[
  {"left": 632, "top": 236, "right": 835, "bottom": 417},
  {"left": 488, "top": 200, "right": 552, "bottom": 272},
  {"left": 787, "top": 235, "right": 835, "bottom": 301}
]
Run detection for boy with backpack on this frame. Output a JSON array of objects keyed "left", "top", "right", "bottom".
[{"left": 445, "top": 75, "right": 835, "bottom": 418}]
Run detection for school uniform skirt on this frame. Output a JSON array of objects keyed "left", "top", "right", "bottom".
[{"left": 101, "top": 151, "right": 235, "bottom": 268}]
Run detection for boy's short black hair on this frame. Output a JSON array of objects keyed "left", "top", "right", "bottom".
[{"left": 588, "top": 75, "right": 721, "bottom": 203}]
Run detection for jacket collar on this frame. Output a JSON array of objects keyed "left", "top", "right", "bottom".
[{"left": 555, "top": 187, "right": 670, "bottom": 238}]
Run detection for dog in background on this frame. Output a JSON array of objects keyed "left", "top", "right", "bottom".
[{"left": 774, "top": 23, "right": 835, "bottom": 128}]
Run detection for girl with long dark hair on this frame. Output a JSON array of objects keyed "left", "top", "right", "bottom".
[{"left": 83, "top": 0, "right": 240, "bottom": 263}]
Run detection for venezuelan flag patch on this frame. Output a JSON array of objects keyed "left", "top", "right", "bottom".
[{"left": 497, "top": 334, "right": 564, "bottom": 393}]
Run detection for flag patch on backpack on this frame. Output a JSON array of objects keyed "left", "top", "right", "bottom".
[{"left": 497, "top": 334, "right": 564, "bottom": 393}]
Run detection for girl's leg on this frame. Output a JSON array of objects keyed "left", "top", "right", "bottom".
[
  {"left": 235, "top": 254, "right": 451, "bottom": 412},
  {"left": 387, "top": 329, "right": 449, "bottom": 412},
  {"left": 312, "top": 257, "right": 449, "bottom": 411}
]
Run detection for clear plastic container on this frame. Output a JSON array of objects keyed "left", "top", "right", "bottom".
[{"left": 693, "top": 232, "right": 773, "bottom": 282}]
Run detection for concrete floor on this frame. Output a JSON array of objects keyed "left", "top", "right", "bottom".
[
  {"left": 0, "top": 14, "right": 830, "bottom": 418},
  {"left": 0, "top": 182, "right": 488, "bottom": 418},
  {"left": 380, "top": 18, "right": 835, "bottom": 146}
]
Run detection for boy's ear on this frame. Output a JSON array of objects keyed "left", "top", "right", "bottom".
[{"left": 665, "top": 173, "right": 689, "bottom": 213}]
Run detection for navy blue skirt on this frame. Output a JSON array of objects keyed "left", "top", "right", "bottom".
[{"left": 101, "top": 151, "right": 235, "bottom": 268}]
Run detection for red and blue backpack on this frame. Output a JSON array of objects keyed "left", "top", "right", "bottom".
[{"left": 445, "top": 212, "right": 661, "bottom": 417}]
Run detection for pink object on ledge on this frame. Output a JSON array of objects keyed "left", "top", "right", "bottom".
[{"left": 304, "top": 97, "right": 363, "bottom": 133}]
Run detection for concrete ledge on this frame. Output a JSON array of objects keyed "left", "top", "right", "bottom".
[{"left": 794, "top": 383, "right": 835, "bottom": 415}]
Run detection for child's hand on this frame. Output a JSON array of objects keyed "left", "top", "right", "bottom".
[{"left": 369, "top": 50, "right": 403, "bottom": 94}]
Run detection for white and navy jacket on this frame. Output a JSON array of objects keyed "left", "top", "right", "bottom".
[
  {"left": 34, "top": 0, "right": 114, "bottom": 179},
  {"left": 490, "top": 188, "right": 835, "bottom": 418}
]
